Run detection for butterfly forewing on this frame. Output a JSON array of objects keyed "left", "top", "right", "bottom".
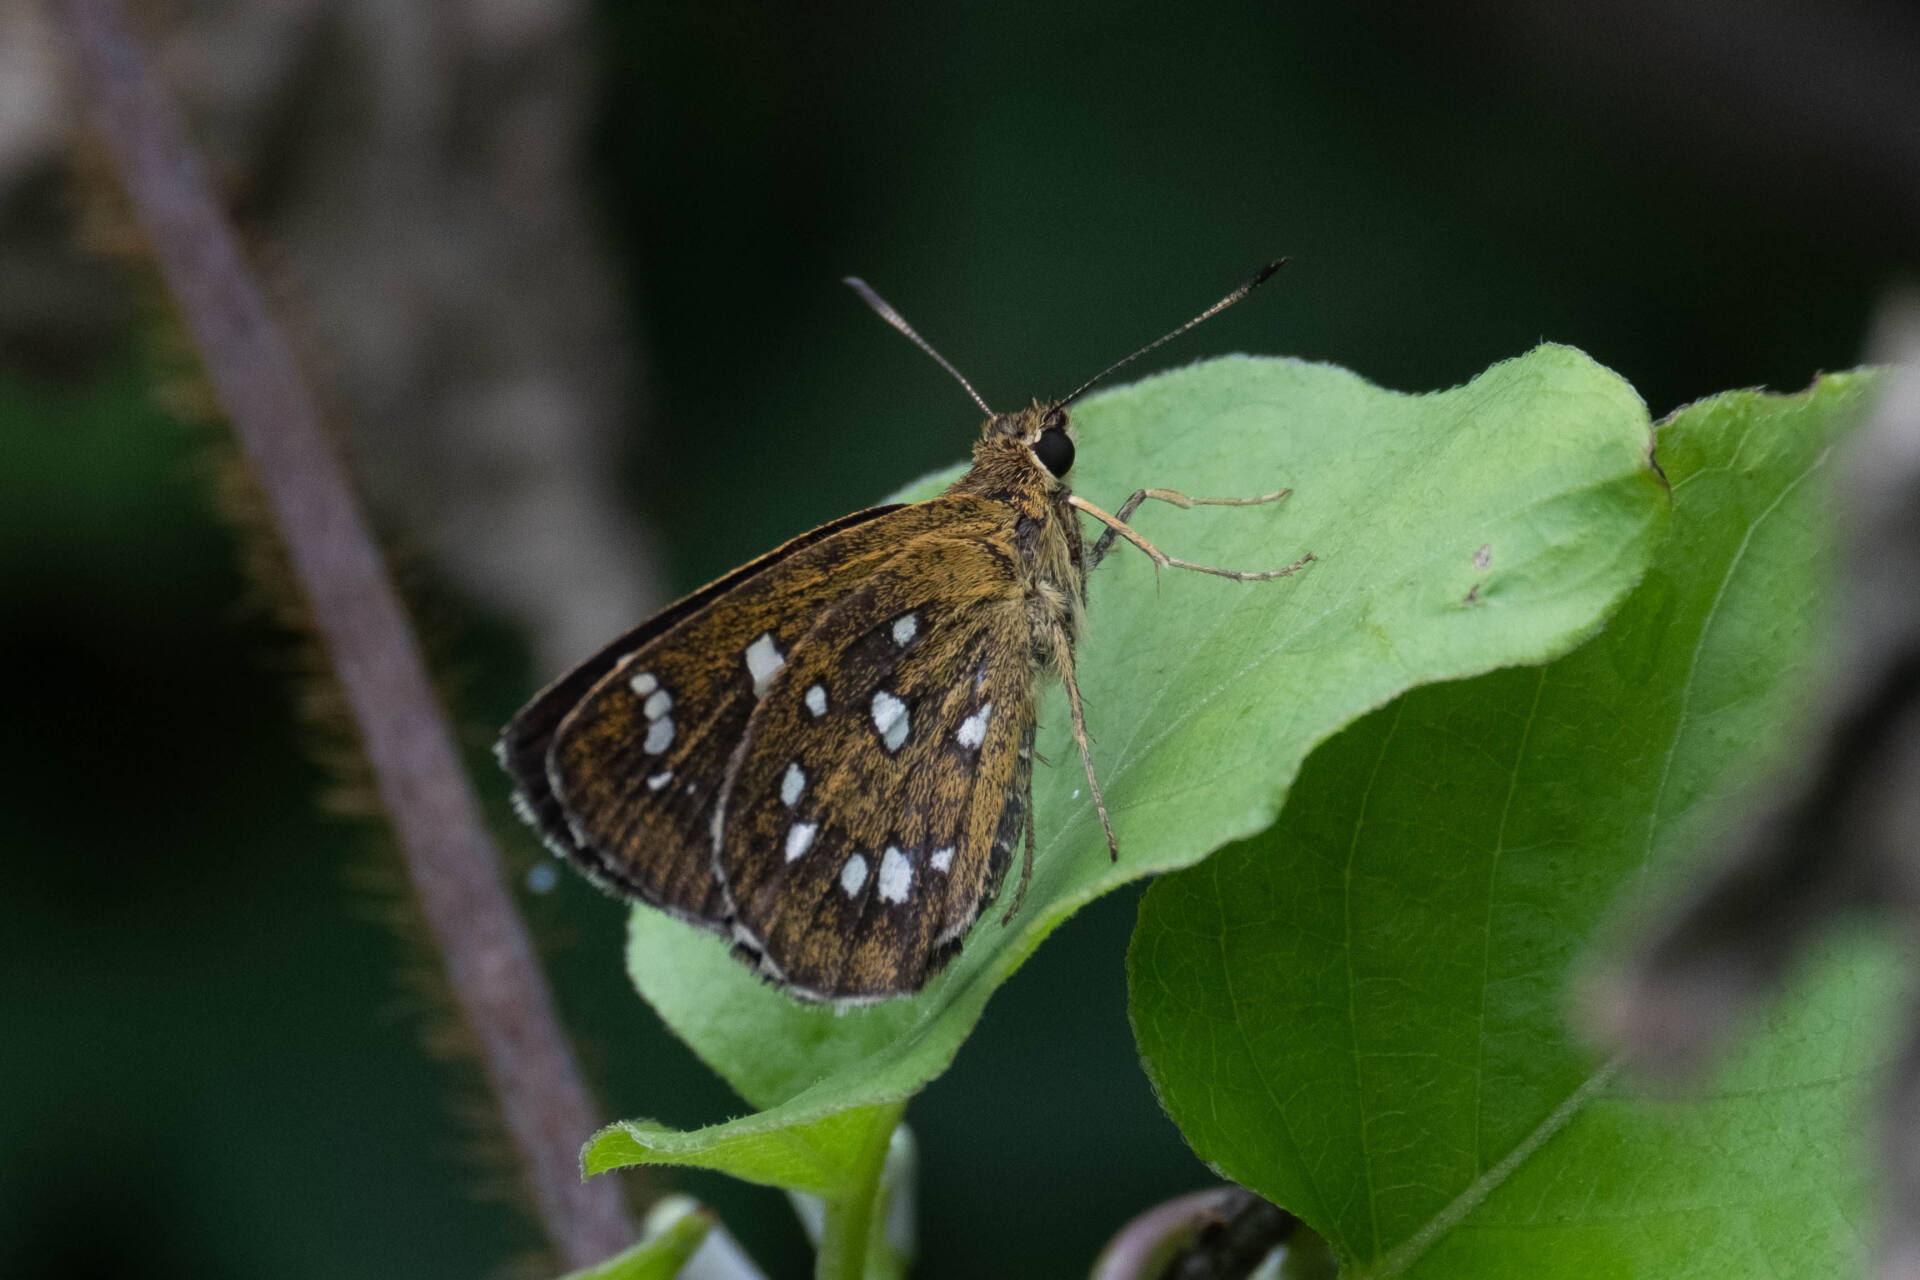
[
  {"left": 535, "top": 497, "right": 1019, "bottom": 944},
  {"left": 717, "top": 531, "right": 1035, "bottom": 1000}
]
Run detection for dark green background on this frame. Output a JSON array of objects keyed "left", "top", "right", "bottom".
[{"left": 5, "top": 3, "right": 1913, "bottom": 1277}]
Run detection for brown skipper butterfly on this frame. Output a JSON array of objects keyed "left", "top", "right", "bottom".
[{"left": 498, "top": 264, "right": 1310, "bottom": 1003}]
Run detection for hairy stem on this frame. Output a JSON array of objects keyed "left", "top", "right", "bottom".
[{"left": 47, "top": 0, "right": 635, "bottom": 1266}]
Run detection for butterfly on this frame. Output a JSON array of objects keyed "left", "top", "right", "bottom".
[{"left": 497, "top": 263, "right": 1312, "bottom": 1004}]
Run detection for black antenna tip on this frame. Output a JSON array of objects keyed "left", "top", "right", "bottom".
[{"left": 1252, "top": 258, "right": 1288, "bottom": 288}]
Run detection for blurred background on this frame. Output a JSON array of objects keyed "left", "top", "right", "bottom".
[{"left": 4, "top": 1, "right": 1917, "bottom": 1276}]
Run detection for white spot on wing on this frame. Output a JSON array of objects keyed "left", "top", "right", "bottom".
[
  {"left": 892, "top": 614, "right": 918, "bottom": 646},
  {"left": 781, "top": 763, "right": 805, "bottom": 808},
  {"left": 745, "top": 632, "right": 785, "bottom": 695},
  {"left": 644, "top": 716, "right": 675, "bottom": 754},
  {"left": 930, "top": 846, "right": 955, "bottom": 873},
  {"left": 805, "top": 684, "right": 828, "bottom": 716},
  {"left": 956, "top": 701, "right": 992, "bottom": 750},
  {"left": 647, "top": 770, "right": 674, "bottom": 791},
  {"left": 786, "top": 822, "right": 817, "bottom": 862},
  {"left": 840, "top": 852, "right": 869, "bottom": 896},
  {"left": 878, "top": 847, "right": 912, "bottom": 903},
  {"left": 643, "top": 688, "right": 673, "bottom": 720},
  {"left": 629, "top": 671, "right": 658, "bottom": 697},
  {"left": 871, "top": 690, "right": 910, "bottom": 752}
]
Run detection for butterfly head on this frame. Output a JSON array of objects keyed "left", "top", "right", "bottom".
[
  {"left": 982, "top": 398, "right": 1077, "bottom": 487},
  {"left": 847, "top": 261, "right": 1289, "bottom": 500}
]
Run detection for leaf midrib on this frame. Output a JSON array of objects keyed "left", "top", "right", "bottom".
[{"left": 1356, "top": 1062, "right": 1622, "bottom": 1278}]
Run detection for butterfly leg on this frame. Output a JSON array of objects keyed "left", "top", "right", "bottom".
[
  {"left": 1087, "top": 487, "right": 1292, "bottom": 569},
  {"left": 1071, "top": 493, "right": 1312, "bottom": 581},
  {"left": 1089, "top": 486, "right": 1292, "bottom": 569},
  {"left": 1050, "top": 626, "right": 1119, "bottom": 861},
  {"left": 1000, "top": 771, "right": 1039, "bottom": 924}
]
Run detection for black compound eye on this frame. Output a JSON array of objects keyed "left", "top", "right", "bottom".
[{"left": 1033, "top": 427, "right": 1075, "bottom": 477}]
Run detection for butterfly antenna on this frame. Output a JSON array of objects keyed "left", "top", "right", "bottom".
[
  {"left": 1061, "top": 259, "right": 1288, "bottom": 407},
  {"left": 844, "top": 277, "right": 994, "bottom": 416}
]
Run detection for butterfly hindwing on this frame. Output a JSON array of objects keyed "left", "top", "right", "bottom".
[
  {"left": 715, "top": 529, "right": 1036, "bottom": 1001},
  {"left": 531, "top": 496, "right": 1019, "bottom": 939}
]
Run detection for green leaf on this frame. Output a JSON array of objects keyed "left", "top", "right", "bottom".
[
  {"left": 556, "top": 1196, "right": 713, "bottom": 1279},
  {"left": 1129, "top": 373, "right": 1892, "bottom": 1277},
  {"left": 595, "top": 347, "right": 1665, "bottom": 1195},
  {"left": 585, "top": 1103, "right": 903, "bottom": 1198}
]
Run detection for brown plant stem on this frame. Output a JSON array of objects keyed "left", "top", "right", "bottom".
[
  {"left": 46, "top": 0, "right": 636, "bottom": 1266},
  {"left": 1092, "top": 1187, "right": 1300, "bottom": 1280}
]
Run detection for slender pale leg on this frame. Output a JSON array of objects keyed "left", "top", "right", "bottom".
[
  {"left": 1036, "top": 485, "right": 1308, "bottom": 879},
  {"left": 1001, "top": 772, "right": 1040, "bottom": 924},
  {"left": 1050, "top": 626, "right": 1118, "bottom": 862},
  {"left": 1075, "top": 489, "right": 1312, "bottom": 579}
]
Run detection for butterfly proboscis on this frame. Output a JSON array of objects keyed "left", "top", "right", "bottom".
[{"left": 498, "top": 263, "right": 1313, "bottom": 1003}]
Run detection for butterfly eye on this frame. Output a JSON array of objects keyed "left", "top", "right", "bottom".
[{"left": 1033, "top": 427, "right": 1075, "bottom": 477}]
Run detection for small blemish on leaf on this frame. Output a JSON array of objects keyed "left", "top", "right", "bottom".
[{"left": 1474, "top": 543, "right": 1492, "bottom": 570}]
